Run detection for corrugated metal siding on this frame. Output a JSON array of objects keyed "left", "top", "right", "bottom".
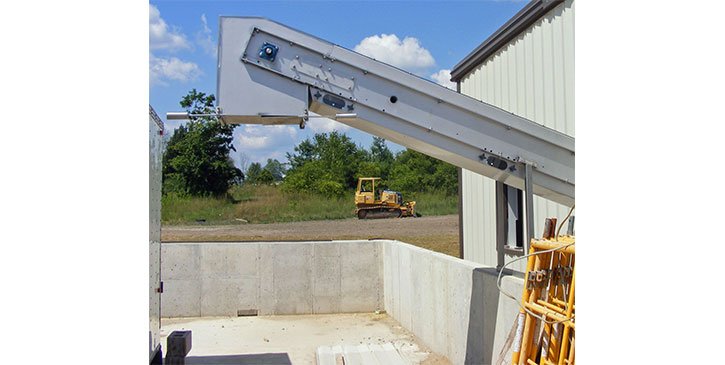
[
  {"left": 461, "top": 170, "right": 497, "bottom": 263},
  {"left": 461, "top": 0, "right": 574, "bottom": 271}
]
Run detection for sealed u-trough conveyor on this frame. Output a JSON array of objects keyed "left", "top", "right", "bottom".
[{"left": 211, "top": 17, "right": 574, "bottom": 206}]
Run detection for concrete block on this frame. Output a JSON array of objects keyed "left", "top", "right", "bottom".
[
  {"left": 162, "top": 279, "right": 201, "bottom": 318},
  {"left": 385, "top": 242, "right": 400, "bottom": 320},
  {"left": 478, "top": 267, "right": 506, "bottom": 363},
  {"left": 410, "top": 250, "right": 434, "bottom": 350},
  {"left": 491, "top": 274, "right": 524, "bottom": 364},
  {"left": 463, "top": 268, "right": 486, "bottom": 364},
  {"left": 340, "top": 241, "right": 378, "bottom": 279},
  {"left": 382, "top": 241, "right": 394, "bottom": 316},
  {"left": 314, "top": 241, "right": 341, "bottom": 257},
  {"left": 272, "top": 243, "right": 313, "bottom": 314},
  {"left": 397, "top": 245, "right": 413, "bottom": 330},
  {"left": 166, "top": 330, "right": 192, "bottom": 359},
  {"left": 313, "top": 255, "right": 341, "bottom": 297},
  {"left": 408, "top": 248, "right": 423, "bottom": 332},
  {"left": 274, "top": 291, "right": 313, "bottom": 314},
  {"left": 161, "top": 244, "right": 201, "bottom": 280},
  {"left": 340, "top": 241, "right": 381, "bottom": 312},
  {"left": 313, "top": 295, "right": 341, "bottom": 314},
  {"left": 200, "top": 244, "right": 258, "bottom": 279},
  {"left": 237, "top": 276, "right": 259, "bottom": 310},
  {"left": 431, "top": 257, "right": 449, "bottom": 356},
  {"left": 199, "top": 275, "right": 260, "bottom": 317},
  {"left": 376, "top": 241, "right": 384, "bottom": 307},
  {"left": 339, "top": 293, "right": 377, "bottom": 313},
  {"left": 445, "top": 263, "right": 471, "bottom": 365},
  {"left": 200, "top": 278, "right": 241, "bottom": 316},
  {"left": 258, "top": 244, "right": 276, "bottom": 315}
]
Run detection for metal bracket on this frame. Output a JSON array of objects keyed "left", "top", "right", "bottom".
[
  {"left": 551, "top": 267, "right": 573, "bottom": 285},
  {"left": 527, "top": 269, "right": 550, "bottom": 290}
]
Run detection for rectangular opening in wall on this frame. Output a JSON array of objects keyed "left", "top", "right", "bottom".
[
  {"left": 237, "top": 309, "right": 258, "bottom": 317},
  {"left": 502, "top": 185, "right": 524, "bottom": 250}
]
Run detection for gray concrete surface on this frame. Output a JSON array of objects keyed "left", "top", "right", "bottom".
[
  {"left": 160, "top": 239, "right": 524, "bottom": 364},
  {"left": 160, "top": 313, "right": 444, "bottom": 364},
  {"left": 381, "top": 240, "right": 523, "bottom": 365},
  {"left": 161, "top": 241, "right": 383, "bottom": 317}
]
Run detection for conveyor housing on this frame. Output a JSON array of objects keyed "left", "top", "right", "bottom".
[{"left": 215, "top": 17, "right": 575, "bottom": 206}]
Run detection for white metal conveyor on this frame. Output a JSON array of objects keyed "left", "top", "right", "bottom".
[{"left": 189, "top": 17, "right": 575, "bottom": 206}]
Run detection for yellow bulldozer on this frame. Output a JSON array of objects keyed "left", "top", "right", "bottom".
[{"left": 354, "top": 177, "right": 416, "bottom": 219}]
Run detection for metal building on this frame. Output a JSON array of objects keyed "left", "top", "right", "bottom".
[{"left": 451, "top": 0, "right": 574, "bottom": 272}]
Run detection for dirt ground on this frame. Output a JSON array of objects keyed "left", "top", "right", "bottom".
[{"left": 162, "top": 214, "right": 460, "bottom": 258}]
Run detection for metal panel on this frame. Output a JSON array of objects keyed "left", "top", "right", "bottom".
[
  {"left": 149, "top": 106, "right": 163, "bottom": 360},
  {"left": 461, "top": 0, "right": 574, "bottom": 271},
  {"left": 450, "top": 0, "right": 565, "bottom": 82},
  {"left": 461, "top": 170, "right": 497, "bottom": 267},
  {"left": 216, "top": 17, "right": 575, "bottom": 206},
  {"left": 217, "top": 17, "right": 309, "bottom": 125}
]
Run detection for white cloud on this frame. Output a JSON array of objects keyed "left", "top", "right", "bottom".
[
  {"left": 238, "top": 135, "right": 269, "bottom": 149},
  {"left": 430, "top": 69, "right": 456, "bottom": 90},
  {"left": 234, "top": 124, "right": 298, "bottom": 163},
  {"left": 149, "top": 54, "right": 202, "bottom": 86},
  {"left": 150, "top": 4, "right": 190, "bottom": 51},
  {"left": 307, "top": 117, "right": 352, "bottom": 134},
  {"left": 197, "top": 14, "right": 216, "bottom": 57},
  {"left": 354, "top": 34, "right": 435, "bottom": 73}
]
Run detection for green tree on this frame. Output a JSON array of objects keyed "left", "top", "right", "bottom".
[
  {"left": 245, "top": 162, "right": 263, "bottom": 184},
  {"left": 388, "top": 149, "right": 458, "bottom": 196},
  {"left": 283, "top": 131, "right": 367, "bottom": 195},
  {"left": 355, "top": 161, "right": 382, "bottom": 179},
  {"left": 162, "top": 89, "right": 242, "bottom": 196},
  {"left": 370, "top": 137, "right": 394, "bottom": 179},
  {"left": 263, "top": 158, "right": 287, "bottom": 182},
  {"left": 245, "top": 159, "right": 285, "bottom": 185},
  {"left": 246, "top": 161, "right": 276, "bottom": 185}
]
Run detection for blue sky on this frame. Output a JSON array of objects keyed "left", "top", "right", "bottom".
[{"left": 149, "top": 0, "right": 527, "bottom": 170}]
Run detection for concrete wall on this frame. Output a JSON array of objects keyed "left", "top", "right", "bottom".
[
  {"left": 161, "top": 239, "right": 524, "bottom": 364},
  {"left": 161, "top": 241, "right": 383, "bottom": 317},
  {"left": 382, "top": 240, "right": 523, "bottom": 365},
  {"left": 148, "top": 107, "right": 163, "bottom": 359}
]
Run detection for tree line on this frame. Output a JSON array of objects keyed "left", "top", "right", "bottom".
[{"left": 162, "top": 90, "right": 457, "bottom": 197}]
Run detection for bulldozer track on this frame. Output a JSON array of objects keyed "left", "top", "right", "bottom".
[{"left": 357, "top": 206, "right": 403, "bottom": 219}]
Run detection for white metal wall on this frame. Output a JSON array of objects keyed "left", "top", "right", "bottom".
[
  {"left": 148, "top": 107, "right": 163, "bottom": 360},
  {"left": 460, "top": 0, "right": 574, "bottom": 271}
]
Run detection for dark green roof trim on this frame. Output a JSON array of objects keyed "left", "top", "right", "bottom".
[{"left": 450, "top": 0, "right": 564, "bottom": 82}]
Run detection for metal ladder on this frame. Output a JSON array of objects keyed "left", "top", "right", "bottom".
[{"left": 511, "top": 224, "right": 575, "bottom": 365}]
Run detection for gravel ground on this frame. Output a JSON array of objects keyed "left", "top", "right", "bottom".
[{"left": 162, "top": 214, "right": 460, "bottom": 257}]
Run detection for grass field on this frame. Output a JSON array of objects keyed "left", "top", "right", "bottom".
[{"left": 161, "top": 185, "right": 458, "bottom": 225}]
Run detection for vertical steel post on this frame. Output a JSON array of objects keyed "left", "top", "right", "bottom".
[
  {"left": 558, "top": 268, "right": 575, "bottom": 365},
  {"left": 567, "top": 216, "right": 575, "bottom": 236},
  {"left": 524, "top": 163, "right": 535, "bottom": 253}
]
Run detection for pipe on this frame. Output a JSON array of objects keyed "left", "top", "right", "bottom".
[{"left": 557, "top": 268, "right": 575, "bottom": 365}]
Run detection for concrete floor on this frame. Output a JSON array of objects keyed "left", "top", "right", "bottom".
[{"left": 161, "top": 313, "right": 450, "bottom": 365}]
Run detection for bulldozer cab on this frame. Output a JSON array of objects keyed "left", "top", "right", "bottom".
[{"left": 356, "top": 177, "right": 379, "bottom": 205}]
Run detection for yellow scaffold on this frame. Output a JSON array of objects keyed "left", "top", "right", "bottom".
[{"left": 509, "top": 219, "right": 575, "bottom": 365}]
